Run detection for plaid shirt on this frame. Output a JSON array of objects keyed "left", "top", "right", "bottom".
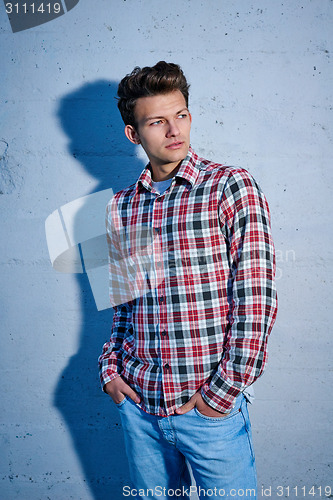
[{"left": 99, "top": 147, "right": 278, "bottom": 416}]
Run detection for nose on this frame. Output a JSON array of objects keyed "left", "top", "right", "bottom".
[{"left": 166, "top": 120, "right": 180, "bottom": 138}]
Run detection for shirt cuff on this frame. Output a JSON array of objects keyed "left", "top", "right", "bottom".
[
  {"left": 200, "top": 380, "right": 238, "bottom": 414},
  {"left": 100, "top": 371, "right": 121, "bottom": 392}
]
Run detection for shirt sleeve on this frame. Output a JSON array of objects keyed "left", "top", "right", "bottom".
[
  {"left": 201, "top": 169, "right": 278, "bottom": 413},
  {"left": 98, "top": 198, "right": 134, "bottom": 391},
  {"left": 98, "top": 302, "right": 133, "bottom": 390}
]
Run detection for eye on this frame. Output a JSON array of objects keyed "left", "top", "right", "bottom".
[
  {"left": 177, "top": 113, "right": 188, "bottom": 119},
  {"left": 150, "top": 120, "right": 163, "bottom": 126}
]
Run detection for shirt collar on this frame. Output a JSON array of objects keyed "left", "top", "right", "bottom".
[
  {"left": 174, "top": 146, "right": 200, "bottom": 188},
  {"left": 132, "top": 146, "right": 200, "bottom": 199}
]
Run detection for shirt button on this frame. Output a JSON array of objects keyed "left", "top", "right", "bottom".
[
  {"left": 155, "top": 228, "right": 160, "bottom": 234},
  {"left": 161, "top": 330, "right": 167, "bottom": 336},
  {"left": 164, "top": 363, "right": 170, "bottom": 370},
  {"left": 159, "top": 296, "right": 164, "bottom": 303}
]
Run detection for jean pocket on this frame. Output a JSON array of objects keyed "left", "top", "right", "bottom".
[
  {"left": 194, "top": 395, "right": 243, "bottom": 422},
  {"left": 194, "top": 405, "right": 240, "bottom": 422},
  {"left": 115, "top": 396, "right": 128, "bottom": 409}
]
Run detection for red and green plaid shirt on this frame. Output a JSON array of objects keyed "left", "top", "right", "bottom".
[{"left": 99, "top": 147, "right": 278, "bottom": 416}]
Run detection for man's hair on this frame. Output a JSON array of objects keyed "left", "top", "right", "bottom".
[{"left": 117, "top": 61, "right": 190, "bottom": 128}]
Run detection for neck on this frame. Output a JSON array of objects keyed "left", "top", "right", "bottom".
[{"left": 151, "top": 161, "right": 182, "bottom": 182}]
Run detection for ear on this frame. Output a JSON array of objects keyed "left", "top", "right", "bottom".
[{"left": 125, "top": 125, "right": 141, "bottom": 145}]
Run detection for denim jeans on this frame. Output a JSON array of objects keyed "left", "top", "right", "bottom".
[{"left": 116, "top": 393, "right": 257, "bottom": 499}]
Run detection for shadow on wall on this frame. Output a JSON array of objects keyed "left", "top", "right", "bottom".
[{"left": 54, "top": 81, "right": 145, "bottom": 499}]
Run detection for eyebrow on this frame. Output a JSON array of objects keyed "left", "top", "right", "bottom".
[{"left": 143, "top": 107, "right": 189, "bottom": 123}]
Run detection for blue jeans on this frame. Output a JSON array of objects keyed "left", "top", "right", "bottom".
[{"left": 116, "top": 393, "right": 257, "bottom": 499}]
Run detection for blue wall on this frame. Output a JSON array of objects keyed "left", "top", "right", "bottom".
[{"left": 1, "top": 1, "right": 332, "bottom": 498}]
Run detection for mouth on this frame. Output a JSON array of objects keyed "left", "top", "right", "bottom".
[{"left": 165, "top": 141, "right": 184, "bottom": 150}]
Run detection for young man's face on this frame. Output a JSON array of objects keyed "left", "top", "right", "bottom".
[{"left": 125, "top": 90, "right": 192, "bottom": 179}]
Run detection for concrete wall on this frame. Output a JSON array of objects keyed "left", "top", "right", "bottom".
[{"left": 1, "top": 1, "right": 332, "bottom": 498}]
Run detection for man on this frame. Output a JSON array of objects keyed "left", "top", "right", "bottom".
[{"left": 99, "top": 61, "right": 278, "bottom": 499}]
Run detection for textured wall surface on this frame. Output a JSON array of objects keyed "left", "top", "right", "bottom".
[{"left": 1, "top": 1, "right": 332, "bottom": 499}]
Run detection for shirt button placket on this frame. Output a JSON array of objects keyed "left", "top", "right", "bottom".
[{"left": 152, "top": 195, "right": 169, "bottom": 409}]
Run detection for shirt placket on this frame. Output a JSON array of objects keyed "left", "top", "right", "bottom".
[{"left": 151, "top": 192, "right": 172, "bottom": 413}]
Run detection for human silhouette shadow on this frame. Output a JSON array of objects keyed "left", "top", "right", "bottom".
[{"left": 54, "top": 81, "right": 145, "bottom": 499}]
